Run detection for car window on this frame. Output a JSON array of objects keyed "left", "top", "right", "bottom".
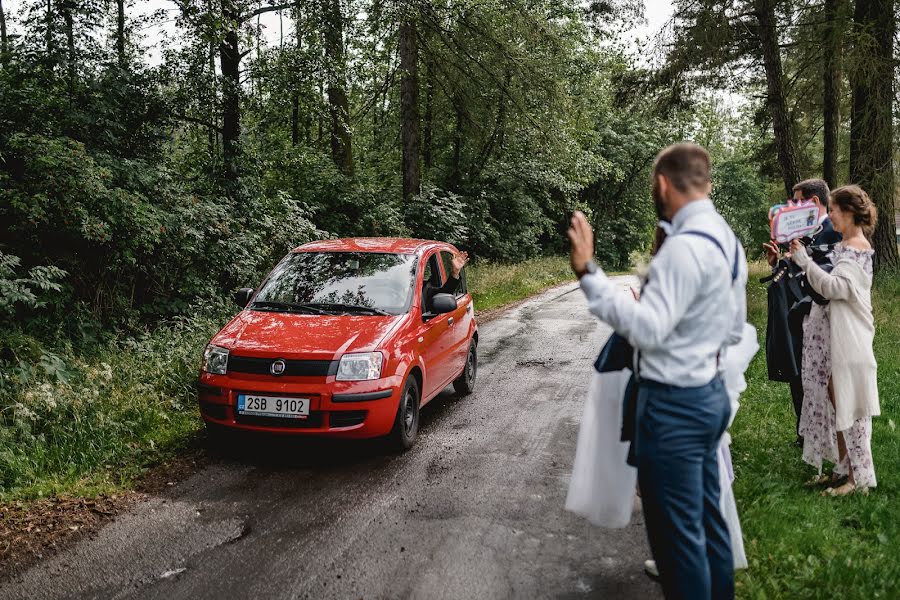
[
  {"left": 252, "top": 252, "right": 417, "bottom": 315},
  {"left": 440, "top": 250, "right": 466, "bottom": 297},
  {"left": 420, "top": 253, "right": 444, "bottom": 311}
]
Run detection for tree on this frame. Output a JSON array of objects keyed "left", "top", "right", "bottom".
[
  {"left": 822, "top": 0, "right": 847, "bottom": 188},
  {"left": 398, "top": 13, "right": 419, "bottom": 203},
  {"left": 115, "top": 0, "right": 125, "bottom": 68},
  {"left": 321, "top": 0, "right": 353, "bottom": 176},
  {"left": 848, "top": 0, "right": 897, "bottom": 269},
  {"left": 0, "top": 0, "right": 9, "bottom": 65}
]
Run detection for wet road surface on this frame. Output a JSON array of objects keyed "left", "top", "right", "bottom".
[{"left": 1, "top": 278, "right": 660, "bottom": 600}]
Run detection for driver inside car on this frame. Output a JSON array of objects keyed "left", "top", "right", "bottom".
[{"left": 422, "top": 250, "right": 469, "bottom": 312}]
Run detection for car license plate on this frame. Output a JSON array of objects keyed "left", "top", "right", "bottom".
[{"left": 237, "top": 394, "right": 310, "bottom": 419}]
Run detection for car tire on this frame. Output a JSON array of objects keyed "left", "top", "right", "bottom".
[
  {"left": 453, "top": 339, "right": 477, "bottom": 396},
  {"left": 389, "top": 376, "right": 421, "bottom": 451}
]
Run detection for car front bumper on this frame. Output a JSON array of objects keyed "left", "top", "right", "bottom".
[{"left": 197, "top": 372, "right": 404, "bottom": 438}]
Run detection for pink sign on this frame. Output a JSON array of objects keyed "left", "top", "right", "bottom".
[{"left": 770, "top": 202, "right": 819, "bottom": 243}]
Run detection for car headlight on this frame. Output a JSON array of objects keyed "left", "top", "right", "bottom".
[
  {"left": 336, "top": 352, "right": 384, "bottom": 381},
  {"left": 202, "top": 344, "right": 229, "bottom": 375}
]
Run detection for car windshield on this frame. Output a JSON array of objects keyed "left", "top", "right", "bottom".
[{"left": 252, "top": 252, "right": 418, "bottom": 316}]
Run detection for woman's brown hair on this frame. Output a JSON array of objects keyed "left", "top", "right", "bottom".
[{"left": 829, "top": 185, "right": 879, "bottom": 235}]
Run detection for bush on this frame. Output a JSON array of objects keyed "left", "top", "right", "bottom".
[{"left": 0, "top": 300, "right": 233, "bottom": 500}]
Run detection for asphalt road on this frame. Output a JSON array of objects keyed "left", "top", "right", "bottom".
[{"left": 1, "top": 277, "right": 660, "bottom": 600}]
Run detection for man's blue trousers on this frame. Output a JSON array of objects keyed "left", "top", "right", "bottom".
[{"left": 635, "top": 377, "right": 734, "bottom": 600}]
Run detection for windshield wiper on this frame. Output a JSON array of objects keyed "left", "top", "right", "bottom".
[
  {"left": 249, "top": 301, "right": 329, "bottom": 315},
  {"left": 308, "top": 303, "right": 392, "bottom": 316}
]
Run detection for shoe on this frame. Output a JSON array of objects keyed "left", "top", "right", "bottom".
[
  {"left": 822, "top": 482, "right": 869, "bottom": 497},
  {"left": 644, "top": 559, "right": 659, "bottom": 579},
  {"left": 805, "top": 472, "right": 847, "bottom": 488}
]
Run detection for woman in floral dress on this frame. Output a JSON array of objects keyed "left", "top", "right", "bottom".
[{"left": 792, "top": 185, "right": 880, "bottom": 496}]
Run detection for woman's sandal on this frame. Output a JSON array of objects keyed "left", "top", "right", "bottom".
[
  {"left": 821, "top": 482, "right": 869, "bottom": 497},
  {"left": 805, "top": 472, "right": 846, "bottom": 488}
]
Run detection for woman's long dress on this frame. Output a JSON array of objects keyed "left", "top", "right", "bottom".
[{"left": 799, "top": 246, "right": 877, "bottom": 488}]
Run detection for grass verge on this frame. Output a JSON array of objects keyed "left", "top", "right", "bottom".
[
  {"left": 733, "top": 265, "right": 899, "bottom": 598},
  {"left": 468, "top": 255, "right": 575, "bottom": 312},
  {"left": 0, "top": 256, "right": 575, "bottom": 503}
]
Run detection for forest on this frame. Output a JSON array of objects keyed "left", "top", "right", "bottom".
[
  {"left": 0, "top": 0, "right": 897, "bottom": 492},
  {"left": 1, "top": 0, "right": 896, "bottom": 334}
]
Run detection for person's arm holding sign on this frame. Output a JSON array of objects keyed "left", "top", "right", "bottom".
[
  {"left": 790, "top": 240, "right": 851, "bottom": 301},
  {"left": 568, "top": 211, "right": 701, "bottom": 351}
]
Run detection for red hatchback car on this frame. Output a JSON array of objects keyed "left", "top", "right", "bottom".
[{"left": 197, "top": 238, "right": 478, "bottom": 450}]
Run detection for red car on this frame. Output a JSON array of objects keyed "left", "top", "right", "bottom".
[{"left": 197, "top": 238, "right": 478, "bottom": 450}]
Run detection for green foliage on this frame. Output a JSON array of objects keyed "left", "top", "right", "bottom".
[
  {"left": 0, "top": 300, "right": 231, "bottom": 500},
  {"left": 0, "top": 252, "right": 66, "bottom": 316},
  {"left": 467, "top": 256, "right": 574, "bottom": 312},
  {"left": 712, "top": 158, "right": 775, "bottom": 254},
  {"left": 405, "top": 185, "right": 468, "bottom": 246}
]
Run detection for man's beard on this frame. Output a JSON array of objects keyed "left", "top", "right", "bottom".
[{"left": 652, "top": 181, "right": 668, "bottom": 222}]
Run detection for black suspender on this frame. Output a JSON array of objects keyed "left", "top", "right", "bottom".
[{"left": 679, "top": 230, "right": 740, "bottom": 283}]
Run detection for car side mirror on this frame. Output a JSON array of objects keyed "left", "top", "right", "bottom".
[
  {"left": 431, "top": 293, "right": 457, "bottom": 315},
  {"left": 234, "top": 288, "right": 254, "bottom": 308}
]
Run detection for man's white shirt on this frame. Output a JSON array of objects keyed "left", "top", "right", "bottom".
[{"left": 580, "top": 199, "right": 748, "bottom": 387}]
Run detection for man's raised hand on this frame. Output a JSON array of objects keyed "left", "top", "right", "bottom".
[{"left": 567, "top": 211, "right": 594, "bottom": 277}]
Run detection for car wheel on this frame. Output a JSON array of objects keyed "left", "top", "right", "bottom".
[
  {"left": 389, "top": 376, "right": 421, "bottom": 451},
  {"left": 453, "top": 339, "right": 477, "bottom": 396}
]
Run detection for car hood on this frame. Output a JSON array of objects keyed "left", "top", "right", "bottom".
[{"left": 211, "top": 310, "right": 405, "bottom": 358}]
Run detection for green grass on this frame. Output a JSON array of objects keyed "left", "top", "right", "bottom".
[
  {"left": 733, "top": 265, "right": 900, "bottom": 598},
  {"left": 467, "top": 255, "right": 575, "bottom": 312},
  {"left": 0, "top": 309, "right": 227, "bottom": 502},
  {"left": 0, "top": 257, "right": 576, "bottom": 503}
]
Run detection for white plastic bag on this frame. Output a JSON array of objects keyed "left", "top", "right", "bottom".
[{"left": 565, "top": 368, "right": 637, "bottom": 528}]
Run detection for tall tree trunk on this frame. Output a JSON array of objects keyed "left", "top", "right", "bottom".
[
  {"left": 0, "top": 0, "right": 9, "bottom": 65},
  {"left": 291, "top": 5, "right": 301, "bottom": 147},
  {"left": 321, "top": 0, "right": 353, "bottom": 176},
  {"left": 822, "top": 0, "right": 845, "bottom": 188},
  {"left": 399, "top": 16, "right": 420, "bottom": 202},
  {"left": 62, "top": 1, "right": 75, "bottom": 97},
  {"left": 291, "top": 93, "right": 300, "bottom": 146},
  {"left": 422, "top": 56, "right": 434, "bottom": 172},
  {"left": 755, "top": 0, "right": 801, "bottom": 197},
  {"left": 849, "top": 0, "right": 898, "bottom": 269},
  {"left": 46, "top": 0, "right": 53, "bottom": 54},
  {"left": 116, "top": 0, "right": 125, "bottom": 68},
  {"left": 219, "top": 1, "right": 241, "bottom": 193},
  {"left": 450, "top": 96, "right": 463, "bottom": 192}
]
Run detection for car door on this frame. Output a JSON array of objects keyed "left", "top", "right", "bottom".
[
  {"left": 439, "top": 249, "right": 472, "bottom": 378},
  {"left": 416, "top": 251, "right": 455, "bottom": 400}
]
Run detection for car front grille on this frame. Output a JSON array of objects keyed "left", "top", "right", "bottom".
[
  {"left": 234, "top": 412, "right": 325, "bottom": 428},
  {"left": 329, "top": 410, "right": 367, "bottom": 428},
  {"left": 227, "top": 355, "right": 338, "bottom": 377}
]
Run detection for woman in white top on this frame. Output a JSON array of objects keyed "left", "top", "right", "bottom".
[{"left": 791, "top": 185, "right": 880, "bottom": 496}]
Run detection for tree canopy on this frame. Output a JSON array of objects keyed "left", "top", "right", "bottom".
[{"left": 0, "top": 0, "right": 896, "bottom": 335}]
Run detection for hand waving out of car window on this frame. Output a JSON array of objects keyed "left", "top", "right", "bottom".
[{"left": 450, "top": 251, "right": 470, "bottom": 279}]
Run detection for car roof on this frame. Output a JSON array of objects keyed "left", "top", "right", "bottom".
[{"left": 293, "top": 237, "right": 452, "bottom": 255}]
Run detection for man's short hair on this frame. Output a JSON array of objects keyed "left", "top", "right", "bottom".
[
  {"left": 792, "top": 178, "right": 830, "bottom": 207},
  {"left": 652, "top": 143, "right": 711, "bottom": 194}
]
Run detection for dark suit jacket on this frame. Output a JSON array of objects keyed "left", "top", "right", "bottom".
[{"left": 764, "top": 217, "right": 842, "bottom": 382}]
